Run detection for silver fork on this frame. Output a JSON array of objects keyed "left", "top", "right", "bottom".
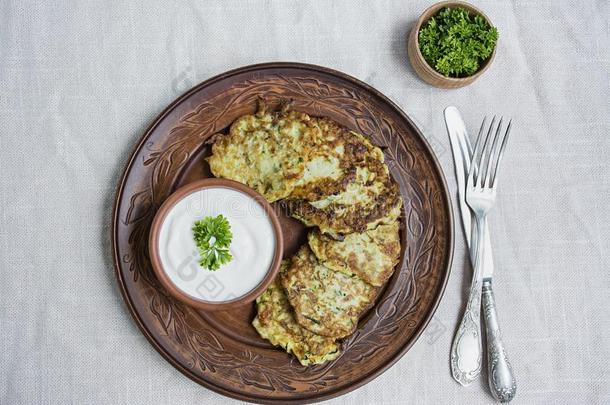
[{"left": 450, "top": 116, "right": 511, "bottom": 387}]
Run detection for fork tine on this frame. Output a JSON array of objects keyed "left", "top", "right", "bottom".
[
  {"left": 468, "top": 116, "right": 490, "bottom": 187},
  {"left": 475, "top": 116, "right": 496, "bottom": 187},
  {"left": 479, "top": 117, "right": 500, "bottom": 187},
  {"left": 471, "top": 116, "right": 487, "bottom": 174},
  {"left": 490, "top": 119, "right": 512, "bottom": 187},
  {"left": 483, "top": 117, "right": 504, "bottom": 188}
]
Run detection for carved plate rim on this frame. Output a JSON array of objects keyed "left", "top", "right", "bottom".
[{"left": 111, "top": 62, "right": 454, "bottom": 404}]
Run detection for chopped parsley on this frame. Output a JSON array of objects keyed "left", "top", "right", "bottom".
[
  {"left": 418, "top": 7, "right": 498, "bottom": 77},
  {"left": 192, "top": 215, "right": 233, "bottom": 271}
]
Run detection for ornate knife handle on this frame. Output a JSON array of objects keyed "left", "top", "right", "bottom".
[
  {"left": 450, "top": 275, "right": 483, "bottom": 385},
  {"left": 482, "top": 280, "right": 517, "bottom": 402},
  {"left": 451, "top": 216, "right": 486, "bottom": 386}
]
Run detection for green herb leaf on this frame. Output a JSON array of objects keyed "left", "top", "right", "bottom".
[
  {"left": 192, "top": 215, "right": 233, "bottom": 271},
  {"left": 418, "top": 7, "right": 498, "bottom": 77}
]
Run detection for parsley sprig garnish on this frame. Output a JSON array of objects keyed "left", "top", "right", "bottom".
[
  {"left": 192, "top": 215, "right": 233, "bottom": 271},
  {"left": 418, "top": 7, "right": 498, "bottom": 77}
]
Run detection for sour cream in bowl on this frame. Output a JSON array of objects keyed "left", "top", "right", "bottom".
[{"left": 149, "top": 179, "right": 283, "bottom": 311}]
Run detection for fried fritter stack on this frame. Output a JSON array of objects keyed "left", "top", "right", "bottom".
[
  {"left": 209, "top": 104, "right": 402, "bottom": 365},
  {"left": 252, "top": 262, "right": 341, "bottom": 366}
]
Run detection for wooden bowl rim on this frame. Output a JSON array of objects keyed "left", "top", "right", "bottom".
[
  {"left": 411, "top": 0, "right": 497, "bottom": 83},
  {"left": 148, "top": 178, "right": 284, "bottom": 311}
]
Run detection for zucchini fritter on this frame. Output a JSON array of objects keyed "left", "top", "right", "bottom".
[
  {"left": 281, "top": 246, "right": 377, "bottom": 339},
  {"left": 209, "top": 105, "right": 380, "bottom": 204},
  {"left": 308, "top": 221, "right": 401, "bottom": 286},
  {"left": 286, "top": 157, "right": 402, "bottom": 238},
  {"left": 208, "top": 107, "right": 318, "bottom": 202},
  {"left": 208, "top": 105, "right": 403, "bottom": 238},
  {"left": 253, "top": 264, "right": 340, "bottom": 366}
]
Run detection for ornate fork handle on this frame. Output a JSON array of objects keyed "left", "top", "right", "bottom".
[
  {"left": 450, "top": 216, "right": 486, "bottom": 385},
  {"left": 482, "top": 280, "right": 517, "bottom": 402}
]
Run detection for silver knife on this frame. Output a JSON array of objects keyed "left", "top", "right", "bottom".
[{"left": 445, "top": 106, "right": 516, "bottom": 402}]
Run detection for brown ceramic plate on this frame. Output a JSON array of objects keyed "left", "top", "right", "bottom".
[{"left": 112, "top": 62, "right": 453, "bottom": 403}]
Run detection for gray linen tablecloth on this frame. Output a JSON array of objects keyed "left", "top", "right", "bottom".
[{"left": 1, "top": 1, "right": 609, "bottom": 404}]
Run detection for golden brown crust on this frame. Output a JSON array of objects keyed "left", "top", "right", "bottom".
[{"left": 285, "top": 163, "right": 402, "bottom": 238}]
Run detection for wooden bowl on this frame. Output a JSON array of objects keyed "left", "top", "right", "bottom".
[
  {"left": 407, "top": 0, "right": 497, "bottom": 89},
  {"left": 148, "top": 178, "right": 284, "bottom": 311}
]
